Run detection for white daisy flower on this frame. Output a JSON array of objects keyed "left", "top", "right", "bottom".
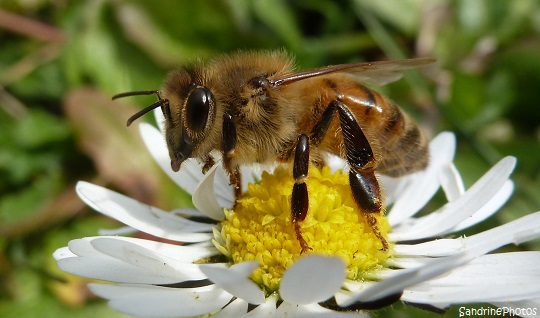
[{"left": 54, "top": 116, "right": 540, "bottom": 317}]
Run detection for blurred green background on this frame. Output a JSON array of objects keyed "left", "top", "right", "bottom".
[{"left": 1, "top": 0, "right": 539, "bottom": 317}]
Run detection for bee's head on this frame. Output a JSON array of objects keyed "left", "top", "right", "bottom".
[{"left": 113, "top": 66, "right": 217, "bottom": 172}]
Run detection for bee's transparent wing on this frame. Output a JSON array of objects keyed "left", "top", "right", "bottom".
[{"left": 270, "top": 58, "right": 435, "bottom": 87}]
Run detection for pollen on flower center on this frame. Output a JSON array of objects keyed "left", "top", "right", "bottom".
[{"left": 212, "top": 165, "right": 392, "bottom": 293}]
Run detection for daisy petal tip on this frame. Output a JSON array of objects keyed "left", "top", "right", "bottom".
[
  {"left": 74, "top": 181, "right": 107, "bottom": 212},
  {"left": 200, "top": 261, "right": 265, "bottom": 305},
  {"left": 435, "top": 131, "right": 456, "bottom": 148},
  {"left": 501, "top": 155, "right": 517, "bottom": 171},
  {"left": 74, "top": 180, "right": 94, "bottom": 198},
  {"left": 280, "top": 255, "right": 346, "bottom": 305},
  {"left": 514, "top": 222, "right": 540, "bottom": 245},
  {"left": 75, "top": 180, "right": 90, "bottom": 190},
  {"left": 90, "top": 283, "right": 232, "bottom": 317},
  {"left": 52, "top": 246, "right": 75, "bottom": 261}
]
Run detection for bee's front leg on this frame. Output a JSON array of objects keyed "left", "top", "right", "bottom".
[
  {"left": 222, "top": 112, "right": 242, "bottom": 199},
  {"left": 291, "top": 134, "right": 311, "bottom": 253}
]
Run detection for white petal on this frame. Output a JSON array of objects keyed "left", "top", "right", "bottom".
[
  {"left": 139, "top": 123, "right": 235, "bottom": 207},
  {"left": 65, "top": 236, "right": 98, "bottom": 256},
  {"left": 89, "top": 283, "right": 232, "bottom": 317},
  {"left": 394, "top": 239, "right": 466, "bottom": 257},
  {"left": 171, "top": 207, "right": 206, "bottom": 217},
  {"left": 139, "top": 123, "right": 202, "bottom": 195},
  {"left": 325, "top": 153, "right": 348, "bottom": 173},
  {"left": 387, "top": 132, "right": 456, "bottom": 226},
  {"left": 461, "top": 211, "right": 540, "bottom": 257},
  {"left": 76, "top": 181, "right": 213, "bottom": 242},
  {"left": 58, "top": 250, "right": 163, "bottom": 284},
  {"left": 390, "top": 157, "right": 516, "bottom": 241},
  {"left": 448, "top": 180, "right": 513, "bottom": 233},
  {"left": 274, "top": 302, "right": 299, "bottom": 316},
  {"left": 379, "top": 174, "right": 411, "bottom": 206},
  {"left": 212, "top": 298, "right": 249, "bottom": 318},
  {"left": 119, "top": 236, "right": 217, "bottom": 261},
  {"left": 340, "top": 253, "right": 467, "bottom": 307},
  {"left": 439, "top": 163, "right": 465, "bottom": 202},
  {"left": 153, "top": 106, "right": 166, "bottom": 134},
  {"left": 342, "top": 280, "right": 376, "bottom": 293},
  {"left": 280, "top": 256, "right": 346, "bottom": 305},
  {"left": 200, "top": 261, "right": 266, "bottom": 305},
  {"left": 392, "top": 211, "right": 540, "bottom": 260},
  {"left": 275, "top": 301, "right": 370, "bottom": 318},
  {"left": 97, "top": 225, "right": 137, "bottom": 236},
  {"left": 58, "top": 237, "right": 208, "bottom": 284},
  {"left": 387, "top": 256, "right": 451, "bottom": 270},
  {"left": 402, "top": 252, "right": 540, "bottom": 305},
  {"left": 77, "top": 236, "right": 216, "bottom": 262},
  {"left": 213, "top": 159, "right": 237, "bottom": 207},
  {"left": 91, "top": 237, "right": 205, "bottom": 277},
  {"left": 334, "top": 283, "right": 378, "bottom": 308},
  {"left": 366, "top": 214, "right": 540, "bottom": 307},
  {"left": 193, "top": 163, "right": 227, "bottom": 221},
  {"left": 240, "top": 163, "right": 275, "bottom": 191},
  {"left": 53, "top": 246, "right": 75, "bottom": 260},
  {"left": 242, "top": 294, "right": 278, "bottom": 317}
]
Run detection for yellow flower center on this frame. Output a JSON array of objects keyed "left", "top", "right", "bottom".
[{"left": 213, "top": 165, "right": 392, "bottom": 293}]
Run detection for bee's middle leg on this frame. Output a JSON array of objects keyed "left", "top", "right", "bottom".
[
  {"left": 288, "top": 102, "right": 338, "bottom": 253},
  {"left": 222, "top": 112, "right": 242, "bottom": 199},
  {"left": 291, "top": 134, "right": 311, "bottom": 253}
]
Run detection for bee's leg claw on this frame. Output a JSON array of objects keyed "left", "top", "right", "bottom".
[
  {"left": 294, "top": 219, "right": 312, "bottom": 254},
  {"left": 364, "top": 211, "right": 389, "bottom": 251}
]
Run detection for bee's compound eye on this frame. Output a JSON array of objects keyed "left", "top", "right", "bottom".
[{"left": 185, "top": 87, "right": 214, "bottom": 133}]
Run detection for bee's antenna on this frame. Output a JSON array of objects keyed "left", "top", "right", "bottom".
[
  {"left": 112, "top": 90, "right": 160, "bottom": 100},
  {"left": 126, "top": 99, "right": 168, "bottom": 127},
  {"left": 113, "top": 90, "right": 166, "bottom": 126}
]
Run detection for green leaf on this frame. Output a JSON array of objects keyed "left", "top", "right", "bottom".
[
  {"left": 0, "top": 171, "right": 63, "bottom": 223},
  {"left": 448, "top": 72, "right": 485, "bottom": 131},
  {"left": 14, "top": 110, "right": 70, "bottom": 148},
  {"left": 356, "top": 0, "right": 423, "bottom": 35},
  {"left": 253, "top": 0, "right": 302, "bottom": 49}
]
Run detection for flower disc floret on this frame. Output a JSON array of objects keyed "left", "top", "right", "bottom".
[{"left": 215, "top": 165, "right": 392, "bottom": 292}]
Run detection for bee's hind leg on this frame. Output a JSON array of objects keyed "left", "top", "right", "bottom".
[
  {"left": 291, "top": 100, "right": 388, "bottom": 252},
  {"left": 333, "top": 100, "right": 389, "bottom": 251}
]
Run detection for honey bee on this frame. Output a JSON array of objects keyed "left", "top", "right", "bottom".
[{"left": 113, "top": 50, "right": 433, "bottom": 252}]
